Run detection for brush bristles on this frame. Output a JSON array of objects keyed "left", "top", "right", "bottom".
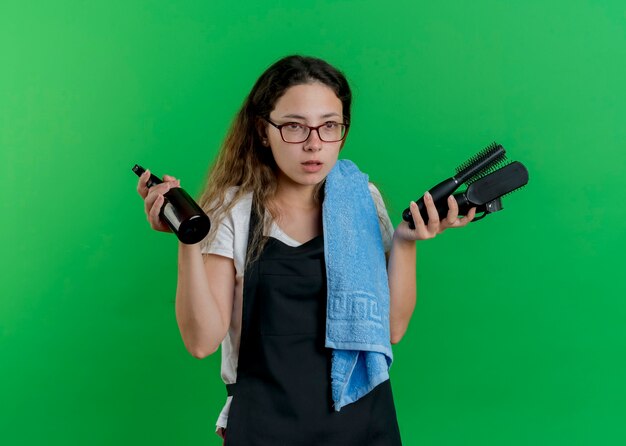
[
  {"left": 501, "top": 183, "right": 527, "bottom": 199},
  {"left": 455, "top": 142, "right": 508, "bottom": 185},
  {"left": 465, "top": 159, "right": 512, "bottom": 187}
]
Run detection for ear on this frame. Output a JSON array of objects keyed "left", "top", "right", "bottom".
[{"left": 255, "top": 117, "right": 269, "bottom": 146}]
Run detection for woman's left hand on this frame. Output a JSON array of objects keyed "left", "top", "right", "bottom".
[{"left": 395, "top": 191, "right": 477, "bottom": 241}]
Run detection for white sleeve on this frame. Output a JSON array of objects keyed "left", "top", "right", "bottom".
[
  {"left": 368, "top": 183, "right": 394, "bottom": 254},
  {"left": 199, "top": 191, "right": 237, "bottom": 260},
  {"left": 201, "top": 213, "right": 235, "bottom": 259}
]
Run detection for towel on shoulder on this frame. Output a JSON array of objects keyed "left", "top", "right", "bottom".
[{"left": 323, "top": 159, "right": 393, "bottom": 411}]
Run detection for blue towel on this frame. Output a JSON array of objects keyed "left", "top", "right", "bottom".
[{"left": 323, "top": 159, "right": 393, "bottom": 411}]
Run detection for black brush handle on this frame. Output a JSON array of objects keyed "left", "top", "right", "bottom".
[
  {"left": 402, "top": 190, "right": 480, "bottom": 228},
  {"left": 401, "top": 177, "right": 459, "bottom": 228}
]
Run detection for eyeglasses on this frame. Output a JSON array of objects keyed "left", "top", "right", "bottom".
[{"left": 263, "top": 118, "right": 349, "bottom": 143}]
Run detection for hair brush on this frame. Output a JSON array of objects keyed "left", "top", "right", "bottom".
[
  {"left": 446, "top": 160, "right": 529, "bottom": 222},
  {"left": 402, "top": 142, "right": 508, "bottom": 228}
]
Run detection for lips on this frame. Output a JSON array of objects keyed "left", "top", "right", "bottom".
[{"left": 301, "top": 160, "right": 323, "bottom": 173}]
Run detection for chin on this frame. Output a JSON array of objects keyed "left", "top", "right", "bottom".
[
  {"left": 299, "top": 175, "right": 325, "bottom": 186},
  {"left": 279, "top": 164, "right": 332, "bottom": 188}
]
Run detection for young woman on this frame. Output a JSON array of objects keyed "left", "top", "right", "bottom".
[{"left": 136, "top": 55, "right": 476, "bottom": 445}]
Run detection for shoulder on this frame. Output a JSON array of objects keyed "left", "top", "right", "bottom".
[
  {"left": 368, "top": 182, "right": 383, "bottom": 199},
  {"left": 367, "top": 182, "right": 387, "bottom": 212},
  {"left": 224, "top": 186, "right": 251, "bottom": 207},
  {"left": 200, "top": 187, "right": 253, "bottom": 257},
  {"left": 209, "top": 186, "right": 252, "bottom": 219},
  {"left": 226, "top": 186, "right": 252, "bottom": 213},
  {"left": 367, "top": 182, "right": 394, "bottom": 253}
]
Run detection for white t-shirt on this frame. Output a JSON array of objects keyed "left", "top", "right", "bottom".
[{"left": 200, "top": 184, "right": 395, "bottom": 431}]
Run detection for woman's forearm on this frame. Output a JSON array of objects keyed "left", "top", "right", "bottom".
[
  {"left": 175, "top": 243, "right": 230, "bottom": 358},
  {"left": 387, "top": 232, "right": 417, "bottom": 344}
]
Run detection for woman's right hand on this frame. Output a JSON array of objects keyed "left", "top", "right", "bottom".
[{"left": 136, "top": 169, "right": 181, "bottom": 233}]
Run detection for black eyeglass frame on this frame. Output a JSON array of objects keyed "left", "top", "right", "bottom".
[{"left": 262, "top": 117, "right": 350, "bottom": 144}]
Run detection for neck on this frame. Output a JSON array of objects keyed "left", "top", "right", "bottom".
[{"left": 275, "top": 176, "right": 319, "bottom": 210}]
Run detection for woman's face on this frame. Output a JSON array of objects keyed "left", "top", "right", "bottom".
[{"left": 265, "top": 82, "right": 345, "bottom": 189}]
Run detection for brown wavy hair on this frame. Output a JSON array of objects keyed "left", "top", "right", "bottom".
[{"left": 198, "top": 55, "right": 352, "bottom": 262}]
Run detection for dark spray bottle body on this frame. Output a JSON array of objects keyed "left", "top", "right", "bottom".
[{"left": 132, "top": 164, "right": 211, "bottom": 244}]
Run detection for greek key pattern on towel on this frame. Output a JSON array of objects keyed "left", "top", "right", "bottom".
[{"left": 328, "top": 291, "right": 383, "bottom": 322}]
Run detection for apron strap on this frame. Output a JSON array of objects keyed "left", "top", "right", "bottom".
[
  {"left": 226, "top": 192, "right": 261, "bottom": 399},
  {"left": 226, "top": 383, "right": 236, "bottom": 397},
  {"left": 244, "top": 194, "right": 262, "bottom": 266}
]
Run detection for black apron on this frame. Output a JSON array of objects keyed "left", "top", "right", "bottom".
[{"left": 224, "top": 202, "right": 402, "bottom": 446}]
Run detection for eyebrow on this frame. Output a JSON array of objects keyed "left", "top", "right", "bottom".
[{"left": 279, "top": 113, "right": 341, "bottom": 120}]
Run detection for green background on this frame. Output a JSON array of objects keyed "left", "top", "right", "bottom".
[{"left": 2, "top": 0, "right": 625, "bottom": 444}]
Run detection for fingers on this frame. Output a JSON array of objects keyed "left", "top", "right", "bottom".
[
  {"left": 144, "top": 182, "right": 172, "bottom": 212},
  {"left": 458, "top": 207, "right": 477, "bottom": 226},
  {"left": 142, "top": 176, "right": 179, "bottom": 232},
  {"left": 468, "top": 206, "right": 476, "bottom": 220},
  {"left": 141, "top": 176, "right": 179, "bottom": 209},
  {"left": 148, "top": 194, "right": 166, "bottom": 228},
  {"left": 423, "top": 191, "right": 440, "bottom": 233},
  {"left": 405, "top": 196, "right": 476, "bottom": 242},
  {"left": 136, "top": 169, "right": 151, "bottom": 199},
  {"left": 408, "top": 192, "right": 440, "bottom": 239},
  {"left": 445, "top": 195, "right": 459, "bottom": 225},
  {"left": 408, "top": 200, "right": 426, "bottom": 232},
  {"left": 145, "top": 187, "right": 171, "bottom": 232},
  {"left": 137, "top": 170, "right": 180, "bottom": 199}
]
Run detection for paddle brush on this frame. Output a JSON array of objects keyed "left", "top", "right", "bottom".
[
  {"left": 447, "top": 161, "right": 529, "bottom": 222},
  {"left": 402, "top": 142, "right": 508, "bottom": 228}
]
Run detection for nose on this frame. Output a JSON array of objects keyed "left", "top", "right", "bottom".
[{"left": 303, "top": 128, "right": 322, "bottom": 151}]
